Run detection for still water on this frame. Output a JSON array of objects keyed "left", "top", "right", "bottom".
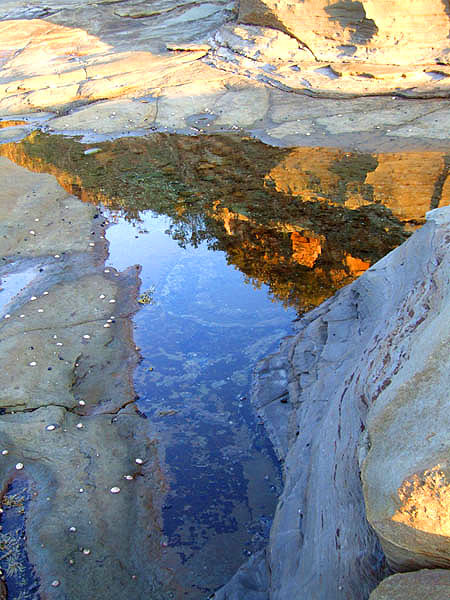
[
  {"left": 106, "top": 213, "right": 291, "bottom": 594},
  {"left": 0, "top": 130, "right": 447, "bottom": 597}
]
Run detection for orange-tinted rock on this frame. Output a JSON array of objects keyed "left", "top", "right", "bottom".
[
  {"left": 291, "top": 232, "right": 322, "bottom": 268},
  {"left": 238, "top": 0, "right": 450, "bottom": 66}
]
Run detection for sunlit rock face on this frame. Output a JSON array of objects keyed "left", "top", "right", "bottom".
[{"left": 238, "top": 0, "right": 450, "bottom": 65}]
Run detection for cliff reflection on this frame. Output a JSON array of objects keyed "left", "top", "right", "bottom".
[{"left": 2, "top": 132, "right": 448, "bottom": 311}]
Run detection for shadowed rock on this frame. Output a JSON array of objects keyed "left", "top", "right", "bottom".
[{"left": 215, "top": 207, "right": 450, "bottom": 599}]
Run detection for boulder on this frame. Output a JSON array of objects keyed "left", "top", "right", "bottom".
[{"left": 369, "top": 569, "right": 450, "bottom": 599}]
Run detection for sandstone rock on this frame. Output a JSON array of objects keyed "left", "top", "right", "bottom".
[
  {"left": 0, "top": 156, "right": 176, "bottom": 598},
  {"left": 369, "top": 569, "right": 450, "bottom": 599},
  {"left": 216, "top": 206, "right": 450, "bottom": 598},
  {"left": 361, "top": 208, "right": 450, "bottom": 571},
  {"left": 47, "top": 99, "right": 157, "bottom": 137},
  {"left": 238, "top": 0, "right": 450, "bottom": 66}
]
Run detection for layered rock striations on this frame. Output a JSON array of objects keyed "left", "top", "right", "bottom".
[
  {"left": 237, "top": 0, "right": 450, "bottom": 65},
  {"left": 215, "top": 207, "right": 450, "bottom": 599}
]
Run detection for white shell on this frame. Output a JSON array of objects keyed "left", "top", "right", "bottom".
[
  {"left": 15, "top": 463, "right": 24, "bottom": 470},
  {"left": 135, "top": 458, "right": 144, "bottom": 465},
  {"left": 110, "top": 486, "right": 121, "bottom": 494}
]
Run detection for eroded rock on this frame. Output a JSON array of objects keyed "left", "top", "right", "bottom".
[
  {"left": 216, "top": 207, "right": 450, "bottom": 598},
  {"left": 0, "top": 156, "right": 171, "bottom": 598},
  {"left": 369, "top": 569, "right": 450, "bottom": 599}
]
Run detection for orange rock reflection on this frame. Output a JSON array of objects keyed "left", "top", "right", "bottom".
[{"left": 1, "top": 132, "right": 446, "bottom": 311}]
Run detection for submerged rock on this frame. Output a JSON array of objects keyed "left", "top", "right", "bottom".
[{"left": 216, "top": 207, "right": 450, "bottom": 598}]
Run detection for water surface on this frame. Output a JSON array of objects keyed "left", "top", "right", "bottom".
[{"left": 1, "top": 131, "right": 448, "bottom": 597}]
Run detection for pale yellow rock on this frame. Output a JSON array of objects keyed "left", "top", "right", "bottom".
[
  {"left": 47, "top": 99, "right": 157, "bottom": 134},
  {"left": 238, "top": 0, "right": 450, "bottom": 66},
  {"left": 154, "top": 79, "right": 226, "bottom": 129},
  {"left": 213, "top": 86, "right": 269, "bottom": 127},
  {"left": 317, "top": 105, "right": 435, "bottom": 135},
  {"left": 266, "top": 120, "right": 315, "bottom": 138}
]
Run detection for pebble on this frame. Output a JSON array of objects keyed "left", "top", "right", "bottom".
[
  {"left": 29, "top": 361, "right": 37, "bottom": 366},
  {"left": 54, "top": 254, "right": 60, "bottom": 258},
  {"left": 79, "top": 488, "right": 84, "bottom": 493},
  {"left": 46, "top": 425, "right": 56, "bottom": 431},
  {"left": 15, "top": 463, "right": 24, "bottom": 470},
  {"left": 19, "top": 314, "right": 25, "bottom": 318},
  {"left": 103, "top": 323, "right": 110, "bottom": 328},
  {"left": 4, "top": 314, "right": 10, "bottom": 319},
  {"left": 30, "top": 296, "right": 37, "bottom": 301},
  {"left": 29, "top": 230, "right": 36, "bottom": 235},
  {"left": 124, "top": 475, "right": 133, "bottom": 480},
  {"left": 78, "top": 400, "right": 86, "bottom": 406},
  {"left": 1, "top": 450, "right": 8, "bottom": 456},
  {"left": 51, "top": 580, "right": 60, "bottom": 588},
  {"left": 56, "top": 342, "right": 63, "bottom": 346},
  {"left": 82, "top": 548, "right": 91, "bottom": 555},
  {"left": 84, "top": 148, "right": 101, "bottom": 155},
  {"left": 110, "top": 486, "right": 121, "bottom": 494},
  {"left": 37, "top": 308, "right": 44, "bottom": 313},
  {"left": 76, "top": 423, "right": 84, "bottom": 429},
  {"left": 69, "top": 526, "right": 77, "bottom": 532},
  {"left": 99, "top": 294, "right": 105, "bottom": 299},
  {"left": 83, "top": 334, "right": 91, "bottom": 339},
  {"left": 43, "top": 291, "right": 49, "bottom": 295},
  {"left": 109, "top": 299, "right": 116, "bottom": 303},
  {"left": 104, "top": 269, "right": 110, "bottom": 273},
  {"left": 89, "top": 242, "right": 95, "bottom": 247},
  {"left": 135, "top": 458, "right": 144, "bottom": 465}
]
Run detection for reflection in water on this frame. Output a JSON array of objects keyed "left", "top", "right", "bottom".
[
  {"left": 106, "top": 213, "right": 290, "bottom": 595},
  {"left": 0, "top": 479, "right": 40, "bottom": 600},
  {"left": 2, "top": 132, "right": 449, "bottom": 597},
  {"left": 2, "top": 132, "right": 446, "bottom": 312}
]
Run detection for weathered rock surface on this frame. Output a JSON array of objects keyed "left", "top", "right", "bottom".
[
  {"left": 362, "top": 210, "right": 450, "bottom": 571},
  {"left": 369, "top": 569, "right": 450, "bottom": 599},
  {"left": 2, "top": 1, "right": 450, "bottom": 144},
  {"left": 0, "top": 157, "right": 176, "bottom": 598},
  {"left": 215, "top": 207, "right": 450, "bottom": 599},
  {"left": 237, "top": 0, "right": 450, "bottom": 66}
]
